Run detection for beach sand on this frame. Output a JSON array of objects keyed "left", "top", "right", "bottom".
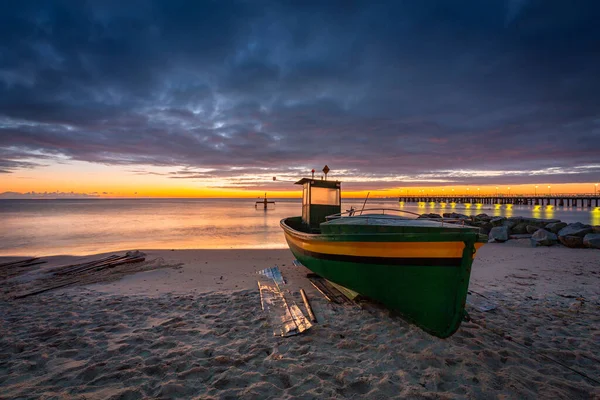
[{"left": 1, "top": 243, "right": 599, "bottom": 399}]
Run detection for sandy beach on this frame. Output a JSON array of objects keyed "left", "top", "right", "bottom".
[{"left": 1, "top": 242, "right": 599, "bottom": 399}]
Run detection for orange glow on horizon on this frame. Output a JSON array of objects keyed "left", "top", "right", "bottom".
[{"left": 1, "top": 161, "right": 598, "bottom": 198}]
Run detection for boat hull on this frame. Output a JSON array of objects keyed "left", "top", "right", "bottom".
[{"left": 281, "top": 217, "right": 484, "bottom": 338}]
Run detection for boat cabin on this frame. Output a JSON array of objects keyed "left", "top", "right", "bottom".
[{"left": 295, "top": 178, "right": 341, "bottom": 231}]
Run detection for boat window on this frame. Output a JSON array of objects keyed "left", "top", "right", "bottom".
[
  {"left": 303, "top": 184, "right": 309, "bottom": 205},
  {"left": 310, "top": 187, "right": 340, "bottom": 205}
]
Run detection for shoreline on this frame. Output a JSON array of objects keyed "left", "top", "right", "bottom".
[{"left": 1, "top": 243, "right": 599, "bottom": 398}]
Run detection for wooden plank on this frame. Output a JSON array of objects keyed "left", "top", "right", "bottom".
[
  {"left": 72, "top": 256, "right": 145, "bottom": 274},
  {"left": 54, "top": 255, "right": 129, "bottom": 275},
  {"left": 300, "top": 288, "right": 317, "bottom": 323},
  {"left": 14, "top": 281, "right": 78, "bottom": 299},
  {"left": 0, "top": 258, "right": 39, "bottom": 268},
  {"left": 327, "top": 280, "right": 361, "bottom": 301},
  {"left": 307, "top": 274, "right": 354, "bottom": 304},
  {"left": 52, "top": 255, "right": 123, "bottom": 275}
]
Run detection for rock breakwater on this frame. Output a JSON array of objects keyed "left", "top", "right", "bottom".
[{"left": 418, "top": 213, "right": 600, "bottom": 249}]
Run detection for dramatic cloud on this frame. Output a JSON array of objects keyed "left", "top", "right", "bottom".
[{"left": 1, "top": 0, "right": 599, "bottom": 188}]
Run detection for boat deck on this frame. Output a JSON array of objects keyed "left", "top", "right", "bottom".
[{"left": 319, "top": 214, "right": 481, "bottom": 235}]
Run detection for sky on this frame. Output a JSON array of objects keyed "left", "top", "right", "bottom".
[{"left": 1, "top": 0, "right": 599, "bottom": 198}]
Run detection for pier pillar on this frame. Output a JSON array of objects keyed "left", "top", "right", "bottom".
[{"left": 559, "top": 199, "right": 564, "bottom": 207}]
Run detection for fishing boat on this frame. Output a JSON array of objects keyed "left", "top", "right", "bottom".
[{"left": 280, "top": 175, "right": 486, "bottom": 338}]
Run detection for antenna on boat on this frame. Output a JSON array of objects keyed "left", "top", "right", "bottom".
[{"left": 359, "top": 192, "right": 370, "bottom": 215}]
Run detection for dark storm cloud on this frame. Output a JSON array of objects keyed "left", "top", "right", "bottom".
[{"left": 1, "top": 0, "right": 600, "bottom": 187}]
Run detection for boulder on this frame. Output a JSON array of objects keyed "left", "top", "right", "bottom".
[
  {"left": 469, "top": 220, "right": 493, "bottom": 235},
  {"left": 593, "top": 226, "right": 600, "bottom": 233},
  {"left": 559, "top": 235, "right": 585, "bottom": 248},
  {"left": 583, "top": 233, "right": 600, "bottom": 249},
  {"left": 511, "top": 222, "right": 529, "bottom": 234},
  {"left": 490, "top": 217, "right": 506, "bottom": 227},
  {"left": 488, "top": 226, "right": 509, "bottom": 243},
  {"left": 475, "top": 213, "right": 491, "bottom": 222},
  {"left": 418, "top": 213, "right": 442, "bottom": 219},
  {"left": 545, "top": 222, "right": 568, "bottom": 234},
  {"left": 526, "top": 225, "right": 540, "bottom": 234},
  {"left": 530, "top": 229, "right": 558, "bottom": 247},
  {"left": 442, "top": 212, "right": 469, "bottom": 220},
  {"left": 502, "top": 219, "right": 519, "bottom": 230},
  {"left": 521, "top": 218, "right": 550, "bottom": 228},
  {"left": 558, "top": 222, "right": 593, "bottom": 238}
]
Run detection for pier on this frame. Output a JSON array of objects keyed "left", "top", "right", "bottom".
[{"left": 398, "top": 195, "right": 600, "bottom": 207}]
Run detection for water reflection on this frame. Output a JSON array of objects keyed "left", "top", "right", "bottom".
[
  {"left": 0, "top": 198, "right": 597, "bottom": 257},
  {"left": 592, "top": 208, "right": 600, "bottom": 226}
]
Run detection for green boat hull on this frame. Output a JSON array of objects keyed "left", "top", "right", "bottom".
[{"left": 281, "top": 216, "right": 483, "bottom": 338}]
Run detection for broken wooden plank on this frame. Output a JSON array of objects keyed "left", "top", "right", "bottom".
[
  {"left": 307, "top": 274, "right": 353, "bottom": 305},
  {"left": 258, "top": 279, "right": 312, "bottom": 337},
  {"left": 257, "top": 265, "right": 286, "bottom": 285}
]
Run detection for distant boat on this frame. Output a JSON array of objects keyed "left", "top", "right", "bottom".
[{"left": 280, "top": 176, "right": 486, "bottom": 338}]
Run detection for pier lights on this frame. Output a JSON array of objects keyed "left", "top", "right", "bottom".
[
  {"left": 495, "top": 186, "right": 498, "bottom": 196},
  {"left": 508, "top": 187, "right": 511, "bottom": 196},
  {"left": 548, "top": 185, "right": 551, "bottom": 195},
  {"left": 535, "top": 185, "right": 538, "bottom": 196},
  {"left": 596, "top": 183, "right": 598, "bottom": 195}
]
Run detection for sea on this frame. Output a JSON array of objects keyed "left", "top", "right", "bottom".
[{"left": 1, "top": 198, "right": 599, "bottom": 256}]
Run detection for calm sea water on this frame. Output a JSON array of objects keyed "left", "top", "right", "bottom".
[{"left": 1, "top": 198, "right": 598, "bottom": 256}]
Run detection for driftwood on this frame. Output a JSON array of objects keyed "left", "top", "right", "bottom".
[
  {"left": 14, "top": 281, "right": 80, "bottom": 299},
  {"left": 12, "top": 253, "right": 146, "bottom": 299},
  {"left": 50, "top": 254, "right": 123, "bottom": 275},
  {"left": 0, "top": 258, "right": 47, "bottom": 269},
  {"left": 300, "top": 288, "right": 317, "bottom": 323}
]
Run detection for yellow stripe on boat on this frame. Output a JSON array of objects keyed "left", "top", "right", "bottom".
[{"left": 285, "top": 232, "right": 484, "bottom": 259}]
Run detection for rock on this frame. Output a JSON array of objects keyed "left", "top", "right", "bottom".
[
  {"left": 475, "top": 213, "right": 491, "bottom": 222},
  {"left": 470, "top": 220, "right": 492, "bottom": 232},
  {"left": 511, "top": 222, "right": 529, "bottom": 234},
  {"left": 418, "top": 213, "right": 442, "bottom": 219},
  {"left": 583, "top": 233, "right": 600, "bottom": 249},
  {"left": 490, "top": 217, "right": 506, "bottom": 227},
  {"left": 442, "top": 212, "right": 469, "bottom": 220},
  {"left": 545, "top": 222, "right": 568, "bottom": 234},
  {"left": 559, "top": 235, "right": 585, "bottom": 248},
  {"left": 502, "top": 219, "right": 519, "bottom": 230},
  {"left": 593, "top": 226, "right": 600, "bottom": 233},
  {"left": 558, "top": 222, "right": 593, "bottom": 238},
  {"left": 526, "top": 225, "right": 540, "bottom": 234},
  {"left": 530, "top": 229, "right": 558, "bottom": 247},
  {"left": 510, "top": 234, "right": 532, "bottom": 239},
  {"left": 488, "top": 226, "right": 509, "bottom": 243}
]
